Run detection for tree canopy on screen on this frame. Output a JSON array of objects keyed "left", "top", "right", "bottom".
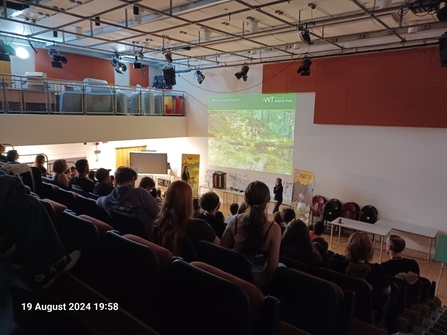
[{"left": 208, "top": 108, "right": 295, "bottom": 174}]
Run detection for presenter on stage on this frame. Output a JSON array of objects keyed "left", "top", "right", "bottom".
[
  {"left": 181, "top": 165, "right": 192, "bottom": 183},
  {"left": 273, "top": 178, "right": 283, "bottom": 213}
]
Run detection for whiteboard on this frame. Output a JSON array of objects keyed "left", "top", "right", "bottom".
[{"left": 129, "top": 152, "right": 167, "bottom": 174}]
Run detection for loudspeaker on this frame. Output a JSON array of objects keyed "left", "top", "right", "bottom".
[
  {"left": 439, "top": 33, "right": 447, "bottom": 67},
  {"left": 163, "top": 67, "right": 176, "bottom": 87},
  {"left": 133, "top": 62, "right": 142, "bottom": 69}
]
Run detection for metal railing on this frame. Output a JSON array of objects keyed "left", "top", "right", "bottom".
[{"left": 0, "top": 74, "right": 185, "bottom": 116}]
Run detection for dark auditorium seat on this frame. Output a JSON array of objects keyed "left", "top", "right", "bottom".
[
  {"left": 109, "top": 210, "right": 148, "bottom": 239},
  {"left": 198, "top": 240, "right": 255, "bottom": 284}
]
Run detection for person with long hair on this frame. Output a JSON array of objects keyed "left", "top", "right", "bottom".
[
  {"left": 329, "top": 232, "right": 400, "bottom": 335},
  {"left": 51, "top": 159, "right": 70, "bottom": 189},
  {"left": 155, "top": 180, "right": 219, "bottom": 257},
  {"left": 221, "top": 181, "right": 281, "bottom": 288},
  {"left": 280, "top": 219, "right": 321, "bottom": 272},
  {"left": 34, "top": 154, "right": 51, "bottom": 177}
]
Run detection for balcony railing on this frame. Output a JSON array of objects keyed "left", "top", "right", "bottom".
[{"left": 0, "top": 74, "right": 185, "bottom": 116}]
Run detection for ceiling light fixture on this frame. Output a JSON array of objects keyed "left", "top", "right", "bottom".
[
  {"left": 133, "top": 56, "right": 142, "bottom": 69},
  {"left": 235, "top": 65, "right": 249, "bottom": 81},
  {"left": 298, "top": 25, "right": 312, "bottom": 45},
  {"left": 164, "top": 50, "right": 173, "bottom": 63},
  {"left": 48, "top": 48, "right": 67, "bottom": 68},
  {"left": 297, "top": 57, "right": 312, "bottom": 76},
  {"left": 110, "top": 53, "right": 127, "bottom": 74},
  {"left": 195, "top": 70, "right": 205, "bottom": 84},
  {"left": 15, "top": 47, "right": 29, "bottom": 59}
]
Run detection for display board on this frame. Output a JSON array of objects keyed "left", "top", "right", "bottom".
[{"left": 129, "top": 152, "right": 167, "bottom": 174}]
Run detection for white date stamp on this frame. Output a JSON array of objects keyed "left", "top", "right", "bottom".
[{"left": 21, "top": 302, "right": 119, "bottom": 312}]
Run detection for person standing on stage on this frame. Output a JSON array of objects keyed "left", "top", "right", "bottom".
[
  {"left": 273, "top": 178, "right": 283, "bottom": 213},
  {"left": 181, "top": 165, "right": 190, "bottom": 183}
]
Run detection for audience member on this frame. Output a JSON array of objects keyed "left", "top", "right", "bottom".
[
  {"left": 0, "top": 175, "right": 80, "bottom": 289},
  {"left": 34, "top": 154, "right": 51, "bottom": 177},
  {"left": 225, "top": 202, "right": 239, "bottom": 224},
  {"left": 237, "top": 202, "right": 248, "bottom": 214},
  {"left": 69, "top": 159, "right": 95, "bottom": 193},
  {"left": 70, "top": 166, "right": 78, "bottom": 178},
  {"left": 0, "top": 144, "right": 6, "bottom": 162},
  {"left": 280, "top": 219, "right": 322, "bottom": 272},
  {"left": 382, "top": 235, "right": 420, "bottom": 282},
  {"left": 93, "top": 168, "right": 114, "bottom": 196},
  {"left": 329, "top": 232, "right": 399, "bottom": 335},
  {"left": 6, "top": 150, "right": 19, "bottom": 164},
  {"left": 51, "top": 159, "right": 70, "bottom": 189},
  {"left": 273, "top": 211, "right": 286, "bottom": 235},
  {"left": 309, "top": 221, "right": 328, "bottom": 251},
  {"left": 155, "top": 180, "right": 219, "bottom": 257},
  {"left": 221, "top": 181, "right": 281, "bottom": 288},
  {"left": 88, "top": 170, "right": 96, "bottom": 183},
  {"left": 97, "top": 167, "right": 159, "bottom": 238},
  {"left": 280, "top": 207, "right": 296, "bottom": 226},
  {"left": 139, "top": 176, "right": 162, "bottom": 204},
  {"left": 197, "top": 192, "right": 226, "bottom": 238},
  {"left": 192, "top": 198, "right": 201, "bottom": 218}
]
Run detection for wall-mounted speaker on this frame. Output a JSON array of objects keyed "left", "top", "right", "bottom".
[
  {"left": 439, "top": 33, "right": 447, "bottom": 67},
  {"left": 163, "top": 67, "right": 176, "bottom": 87}
]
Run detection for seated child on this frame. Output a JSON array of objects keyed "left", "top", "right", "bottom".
[
  {"left": 225, "top": 203, "right": 239, "bottom": 224},
  {"left": 280, "top": 207, "right": 296, "bottom": 226},
  {"left": 309, "top": 221, "right": 328, "bottom": 251}
]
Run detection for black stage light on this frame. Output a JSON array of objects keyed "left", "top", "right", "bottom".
[
  {"left": 297, "top": 58, "right": 312, "bottom": 76},
  {"left": 133, "top": 56, "right": 142, "bottom": 69},
  {"left": 195, "top": 70, "right": 205, "bottom": 84},
  {"left": 95, "top": 16, "right": 100, "bottom": 26},
  {"left": 164, "top": 51, "right": 173, "bottom": 63},
  {"left": 48, "top": 48, "right": 67, "bottom": 68},
  {"left": 53, "top": 31, "right": 58, "bottom": 38},
  {"left": 298, "top": 25, "right": 312, "bottom": 45},
  {"left": 110, "top": 54, "right": 127, "bottom": 74},
  {"left": 235, "top": 65, "right": 249, "bottom": 81},
  {"left": 133, "top": 5, "right": 139, "bottom": 15},
  {"left": 51, "top": 61, "right": 63, "bottom": 68}
]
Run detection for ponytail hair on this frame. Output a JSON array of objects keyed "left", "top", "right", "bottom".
[
  {"left": 235, "top": 181, "right": 270, "bottom": 256},
  {"left": 345, "top": 232, "right": 374, "bottom": 278}
]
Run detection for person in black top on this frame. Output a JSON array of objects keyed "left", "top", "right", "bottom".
[
  {"left": 181, "top": 165, "right": 190, "bottom": 182},
  {"left": 273, "top": 178, "right": 283, "bottom": 213},
  {"left": 381, "top": 235, "right": 420, "bottom": 277},
  {"left": 197, "top": 191, "right": 226, "bottom": 238},
  {"left": 93, "top": 168, "right": 114, "bottom": 196},
  {"left": 68, "top": 159, "right": 95, "bottom": 193}
]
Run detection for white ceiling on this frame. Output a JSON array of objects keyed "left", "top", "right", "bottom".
[{"left": 1, "top": 0, "right": 446, "bottom": 68}]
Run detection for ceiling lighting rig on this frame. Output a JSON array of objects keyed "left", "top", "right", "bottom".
[
  {"left": 297, "top": 57, "right": 312, "bottom": 76},
  {"left": 163, "top": 50, "right": 173, "bottom": 63},
  {"left": 235, "top": 65, "right": 249, "bottom": 81},
  {"left": 298, "top": 25, "right": 312, "bottom": 45},
  {"left": 110, "top": 53, "right": 127, "bottom": 74},
  {"left": 195, "top": 69, "right": 205, "bottom": 84},
  {"left": 48, "top": 48, "right": 67, "bottom": 68}
]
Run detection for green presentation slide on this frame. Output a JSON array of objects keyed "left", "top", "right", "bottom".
[{"left": 208, "top": 93, "right": 296, "bottom": 175}]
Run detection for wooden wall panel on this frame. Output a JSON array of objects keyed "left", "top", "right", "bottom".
[
  {"left": 262, "top": 63, "right": 289, "bottom": 93},
  {"left": 34, "top": 49, "right": 114, "bottom": 84},
  {"left": 129, "top": 65, "right": 149, "bottom": 87},
  {"left": 263, "top": 46, "right": 447, "bottom": 128}
]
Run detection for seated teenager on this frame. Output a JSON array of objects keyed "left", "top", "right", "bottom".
[
  {"left": 197, "top": 191, "right": 226, "bottom": 238},
  {"left": 225, "top": 203, "right": 239, "bottom": 224},
  {"left": 329, "top": 232, "right": 400, "bottom": 335},
  {"left": 138, "top": 176, "right": 162, "bottom": 204},
  {"left": 34, "top": 154, "right": 51, "bottom": 177},
  {"left": 93, "top": 168, "right": 114, "bottom": 196},
  {"left": 97, "top": 167, "right": 160, "bottom": 238},
  {"left": 280, "top": 219, "right": 322, "bottom": 273},
  {"left": 0, "top": 175, "right": 80, "bottom": 289},
  {"left": 381, "top": 234, "right": 420, "bottom": 279},
  {"left": 221, "top": 181, "right": 281, "bottom": 289},
  {"left": 51, "top": 159, "right": 70, "bottom": 189},
  {"left": 69, "top": 159, "right": 95, "bottom": 193},
  {"left": 155, "top": 180, "right": 219, "bottom": 257},
  {"left": 5, "top": 150, "right": 19, "bottom": 164},
  {"left": 309, "top": 220, "right": 329, "bottom": 251}
]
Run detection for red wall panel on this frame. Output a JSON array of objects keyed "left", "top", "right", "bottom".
[
  {"left": 129, "top": 65, "right": 149, "bottom": 87},
  {"left": 34, "top": 49, "right": 114, "bottom": 84},
  {"left": 262, "top": 63, "right": 289, "bottom": 93},
  {"left": 263, "top": 46, "right": 447, "bottom": 128}
]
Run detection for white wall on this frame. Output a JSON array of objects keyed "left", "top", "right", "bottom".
[{"left": 10, "top": 43, "right": 36, "bottom": 76}]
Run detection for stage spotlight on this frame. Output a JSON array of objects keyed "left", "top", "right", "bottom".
[
  {"left": 133, "top": 5, "right": 139, "bottom": 15},
  {"left": 48, "top": 48, "right": 67, "bottom": 68},
  {"left": 133, "top": 56, "right": 142, "bottom": 69},
  {"left": 298, "top": 25, "right": 312, "bottom": 45},
  {"left": 297, "top": 58, "right": 312, "bottom": 76},
  {"left": 110, "top": 54, "right": 127, "bottom": 74},
  {"left": 95, "top": 16, "right": 100, "bottom": 26},
  {"left": 195, "top": 70, "right": 205, "bottom": 84},
  {"left": 164, "top": 50, "right": 173, "bottom": 63},
  {"left": 235, "top": 65, "right": 249, "bottom": 81}
]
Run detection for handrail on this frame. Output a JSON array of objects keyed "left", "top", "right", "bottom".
[{"left": 0, "top": 73, "right": 185, "bottom": 116}]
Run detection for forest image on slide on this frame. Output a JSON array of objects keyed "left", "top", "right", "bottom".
[{"left": 208, "top": 109, "right": 295, "bottom": 175}]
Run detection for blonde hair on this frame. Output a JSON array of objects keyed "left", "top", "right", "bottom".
[{"left": 345, "top": 232, "right": 374, "bottom": 278}]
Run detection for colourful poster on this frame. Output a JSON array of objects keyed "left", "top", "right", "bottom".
[
  {"left": 291, "top": 169, "right": 315, "bottom": 225},
  {"left": 181, "top": 154, "right": 200, "bottom": 197}
]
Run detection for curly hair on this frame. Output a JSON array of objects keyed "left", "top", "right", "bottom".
[
  {"left": 345, "top": 232, "right": 374, "bottom": 278},
  {"left": 155, "top": 180, "right": 193, "bottom": 256},
  {"left": 235, "top": 181, "right": 270, "bottom": 256}
]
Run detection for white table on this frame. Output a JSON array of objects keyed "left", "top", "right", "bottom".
[
  {"left": 375, "top": 218, "right": 438, "bottom": 262},
  {"left": 329, "top": 217, "right": 392, "bottom": 262}
]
